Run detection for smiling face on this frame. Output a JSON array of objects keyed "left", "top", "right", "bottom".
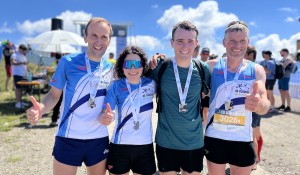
[
  {"left": 123, "top": 53, "right": 143, "bottom": 84},
  {"left": 171, "top": 28, "right": 198, "bottom": 62},
  {"left": 84, "top": 21, "right": 111, "bottom": 61},
  {"left": 223, "top": 30, "right": 249, "bottom": 61}
]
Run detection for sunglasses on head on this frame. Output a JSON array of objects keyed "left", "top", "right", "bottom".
[
  {"left": 227, "top": 21, "right": 248, "bottom": 28},
  {"left": 123, "top": 60, "right": 142, "bottom": 69}
]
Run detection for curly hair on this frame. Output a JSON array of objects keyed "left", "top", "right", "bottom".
[{"left": 114, "top": 46, "right": 149, "bottom": 78}]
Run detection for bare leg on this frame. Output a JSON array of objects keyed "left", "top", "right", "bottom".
[
  {"left": 53, "top": 158, "right": 77, "bottom": 175},
  {"left": 15, "top": 88, "right": 22, "bottom": 103},
  {"left": 229, "top": 164, "right": 252, "bottom": 175},
  {"left": 5, "top": 77, "right": 10, "bottom": 91},
  {"left": 87, "top": 159, "right": 107, "bottom": 175},
  {"left": 206, "top": 160, "right": 226, "bottom": 175}
]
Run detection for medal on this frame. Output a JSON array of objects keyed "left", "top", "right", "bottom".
[
  {"left": 179, "top": 103, "right": 187, "bottom": 113},
  {"left": 133, "top": 121, "right": 139, "bottom": 130},
  {"left": 88, "top": 98, "right": 96, "bottom": 108},
  {"left": 225, "top": 100, "right": 233, "bottom": 110}
]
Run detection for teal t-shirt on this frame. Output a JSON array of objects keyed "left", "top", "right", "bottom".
[{"left": 151, "top": 59, "right": 209, "bottom": 150}]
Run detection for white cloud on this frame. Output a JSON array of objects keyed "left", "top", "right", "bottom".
[
  {"left": 17, "top": 11, "right": 92, "bottom": 36},
  {"left": 254, "top": 32, "right": 300, "bottom": 61},
  {"left": 249, "top": 21, "right": 257, "bottom": 27},
  {"left": 285, "top": 17, "right": 295, "bottom": 22},
  {"left": 0, "top": 22, "right": 14, "bottom": 34},
  {"left": 152, "top": 4, "right": 159, "bottom": 9},
  {"left": 129, "top": 35, "right": 162, "bottom": 51},
  {"left": 278, "top": 7, "right": 297, "bottom": 12},
  {"left": 156, "top": 1, "right": 238, "bottom": 57}
]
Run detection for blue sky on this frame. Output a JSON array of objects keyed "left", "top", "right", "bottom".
[{"left": 1, "top": 0, "right": 300, "bottom": 61}]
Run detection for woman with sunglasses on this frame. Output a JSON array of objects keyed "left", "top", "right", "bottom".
[{"left": 99, "top": 46, "right": 156, "bottom": 175}]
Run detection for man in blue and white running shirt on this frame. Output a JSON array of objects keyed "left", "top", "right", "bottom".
[
  {"left": 26, "top": 17, "right": 114, "bottom": 175},
  {"left": 204, "top": 21, "right": 270, "bottom": 175}
]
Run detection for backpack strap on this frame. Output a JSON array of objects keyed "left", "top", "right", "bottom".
[{"left": 156, "top": 59, "right": 171, "bottom": 113}]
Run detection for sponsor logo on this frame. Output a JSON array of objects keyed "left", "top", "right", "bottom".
[
  {"left": 77, "top": 66, "right": 87, "bottom": 70},
  {"left": 103, "top": 149, "right": 109, "bottom": 154}
]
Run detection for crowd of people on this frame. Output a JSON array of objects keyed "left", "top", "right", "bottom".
[{"left": 7, "top": 16, "right": 293, "bottom": 175}]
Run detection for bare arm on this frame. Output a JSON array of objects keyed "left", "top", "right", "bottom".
[
  {"left": 245, "top": 64, "right": 270, "bottom": 115},
  {"left": 27, "top": 86, "right": 62, "bottom": 125}
]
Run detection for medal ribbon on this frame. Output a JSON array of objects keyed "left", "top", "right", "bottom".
[
  {"left": 84, "top": 52, "right": 103, "bottom": 102},
  {"left": 172, "top": 58, "right": 193, "bottom": 107},
  {"left": 223, "top": 58, "right": 244, "bottom": 100},
  {"left": 125, "top": 79, "right": 141, "bottom": 123}
]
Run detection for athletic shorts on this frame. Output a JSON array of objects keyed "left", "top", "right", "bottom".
[
  {"left": 156, "top": 144, "right": 204, "bottom": 173},
  {"left": 265, "top": 79, "right": 276, "bottom": 90},
  {"left": 251, "top": 112, "right": 261, "bottom": 128},
  {"left": 5, "top": 64, "right": 12, "bottom": 77},
  {"left": 202, "top": 96, "right": 210, "bottom": 108},
  {"left": 204, "top": 136, "right": 255, "bottom": 167},
  {"left": 278, "top": 77, "right": 290, "bottom": 91},
  {"left": 52, "top": 136, "right": 109, "bottom": 167},
  {"left": 13, "top": 75, "right": 25, "bottom": 88},
  {"left": 107, "top": 143, "right": 156, "bottom": 175}
]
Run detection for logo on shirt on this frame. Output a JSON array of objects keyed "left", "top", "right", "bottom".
[
  {"left": 51, "top": 78, "right": 56, "bottom": 83},
  {"left": 77, "top": 66, "right": 87, "bottom": 70}
]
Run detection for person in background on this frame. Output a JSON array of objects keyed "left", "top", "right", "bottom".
[
  {"left": 26, "top": 17, "right": 114, "bottom": 175},
  {"left": 11, "top": 44, "right": 28, "bottom": 109},
  {"left": 277, "top": 48, "right": 294, "bottom": 112},
  {"left": 244, "top": 46, "right": 264, "bottom": 170},
  {"left": 99, "top": 46, "right": 156, "bottom": 175},
  {"left": 193, "top": 44, "right": 210, "bottom": 126},
  {"left": 200, "top": 47, "right": 210, "bottom": 62},
  {"left": 2, "top": 40, "right": 15, "bottom": 91},
  {"left": 209, "top": 54, "right": 218, "bottom": 60},
  {"left": 260, "top": 50, "right": 276, "bottom": 113},
  {"left": 107, "top": 52, "right": 116, "bottom": 65},
  {"left": 205, "top": 21, "right": 270, "bottom": 175}
]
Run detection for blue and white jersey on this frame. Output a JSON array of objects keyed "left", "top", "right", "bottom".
[
  {"left": 50, "top": 52, "right": 114, "bottom": 139},
  {"left": 104, "top": 77, "right": 156, "bottom": 145},
  {"left": 205, "top": 58, "right": 256, "bottom": 142}
]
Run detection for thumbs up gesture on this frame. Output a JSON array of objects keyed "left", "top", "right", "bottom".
[
  {"left": 245, "top": 81, "right": 262, "bottom": 112},
  {"left": 26, "top": 96, "right": 43, "bottom": 125},
  {"left": 99, "top": 103, "right": 114, "bottom": 126}
]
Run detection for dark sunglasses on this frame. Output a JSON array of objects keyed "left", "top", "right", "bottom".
[
  {"left": 123, "top": 60, "right": 142, "bottom": 69},
  {"left": 227, "top": 21, "right": 248, "bottom": 28},
  {"left": 201, "top": 52, "right": 209, "bottom": 55}
]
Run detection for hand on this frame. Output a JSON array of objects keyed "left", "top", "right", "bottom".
[
  {"left": 26, "top": 96, "right": 43, "bottom": 125},
  {"left": 149, "top": 53, "right": 166, "bottom": 70},
  {"left": 99, "top": 103, "right": 114, "bottom": 126},
  {"left": 245, "top": 81, "right": 261, "bottom": 112}
]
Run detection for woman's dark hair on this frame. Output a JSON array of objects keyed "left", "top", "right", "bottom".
[{"left": 115, "top": 46, "right": 148, "bottom": 78}]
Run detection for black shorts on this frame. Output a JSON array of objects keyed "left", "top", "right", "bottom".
[
  {"left": 156, "top": 144, "right": 204, "bottom": 173},
  {"left": 265, "top": 79, "right": 276, "bottom": 90},
  {"left": 106, "top": 143, "right": 156, "bottom": 175},
  {"left": 251, "top": 112, "right": 261, "bottom": 128},
  {"left": 202, "top": 96, "right": 210, "bottom": 108},
  {"left": 204, "top": 136, "right": 255, "bottom": 167}
]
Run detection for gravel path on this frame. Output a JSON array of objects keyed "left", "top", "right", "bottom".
[{"left": 1, "top": 96, "right": 299, "bottom": 175}]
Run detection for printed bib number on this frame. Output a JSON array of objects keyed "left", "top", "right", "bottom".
[{"left": 214, "top": 114, "right": 246, "bottom": 126}]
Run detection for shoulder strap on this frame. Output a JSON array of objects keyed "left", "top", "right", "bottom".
[{"left": 156, "top": 59, "right": 171, "bottom": 113}]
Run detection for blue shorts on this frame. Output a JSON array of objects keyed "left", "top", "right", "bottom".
[
  {"left": 52, "top": 136, "right": 109, "bottom": 166},
  {"left": 251, "top": 112, "right": 261, "bottom": 128},
  {"left": 278, "top": 77, "right": 290, "bottom": 90}
]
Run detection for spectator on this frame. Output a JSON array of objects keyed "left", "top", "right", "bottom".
[
  {"left": 277, "top": 48, "right": 294, "bottom": 112},
  {"left": 107, "top": 52, "right": 116, "bottom": 65},
  {"left": 261, "top": 50, "right": 276, "bottom": 113},
  {"left": 11, "top": 44, "right": 28, "bottom": 109},
  {"left": 200, "top": 47, "right": 210, "bottom": 62},
  {"left": 2, "top": 40, "right": 15, "bottom": 91},
  {"left": 245, "top": 46, "right": 264, "bottom": 170}
]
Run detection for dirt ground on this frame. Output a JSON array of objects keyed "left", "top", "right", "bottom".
[{"left": 0, "top": 96, "right": 299, "bottom": 175}]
